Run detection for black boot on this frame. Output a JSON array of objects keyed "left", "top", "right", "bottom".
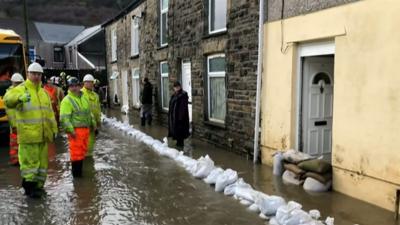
[
  {"left": 22, "top": 178, "right": 29, "bottom": 195},
  {"left": 147, "top": 115, "right": 152, "bottom": 126},
  {"left": 24, "top": 181, "right": 42, "bottom": 198},
  {"left": 141, "top": 117, "right": 146, "bottom": 126},
  {"left": 72, "top": 160, "right": 83, "bottom": 177}
]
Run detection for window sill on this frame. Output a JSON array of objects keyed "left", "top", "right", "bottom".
[
  {"left": 157, "top": 45, "right": 168, "bottom": 51},
  {"left": 203, "top": 120, "right": 226, "bottom": 129},
  {"left": 202, "top": 31, "right": 227, "bottom": 40},
  {"left": 130, "top": 54, "right": 139, "bottom": 59}
]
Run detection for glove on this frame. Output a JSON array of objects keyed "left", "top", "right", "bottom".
[{"left": 18, "top": 93, "right": 31, "bottom": 103}]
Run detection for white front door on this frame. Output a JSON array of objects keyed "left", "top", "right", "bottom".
[
  {"left": 302, "top": 57, "right": 334, "bottom": 161},
  {"left": 181, "top": 60, "right": 192, "bottom": 122},
  {"left": 121, "top": 70, "right": 129, "bottom": 109}
]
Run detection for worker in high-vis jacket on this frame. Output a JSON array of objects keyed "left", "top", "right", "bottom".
[
  {"left": 81, "top": 74, "right": 101, "bottom": 157},
  {"left": 4, "top": 63, "right": 58, "bottom": 198},
  {"left": 60, "top": 77, "right": 96, "bottom": 177},
  {"left": 4, "top": 73, "right": 24, "bottom": 166}
]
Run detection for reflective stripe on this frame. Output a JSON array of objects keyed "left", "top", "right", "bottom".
[
  {"left": 35, "top": 176, "right": 47, "bottom": 181},
  {"left": 38, "top": 169, "right": 47, "bottom": 173},
  {"left": 67, "top": 96, "right": 80, "bottom": 111},
  {"left": 16, "top": 118, "right": 55, "bottom": 124},
  {"left": 21, "top": 168, "right": 39, "bottom": 176},
  {"left": 21, "top": 105, "right": 53, "bottom": 113}
]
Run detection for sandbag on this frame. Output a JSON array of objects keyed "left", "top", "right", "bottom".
[
  {"left": 282, "top": 149, "right": 314, "bottom": 164},
  {"left": 303, "top": 177, "right": 332, "bottom": 192},
  {"left": 215, "top": 169, "right": 238, "bottom": 192},
  {"left": 257, "top": 195, "right": 286, "bottom": 216},
  {"left": 282, "top": 170, "right": 304, "bottom": 186},
  {"left": 193, "top": 155, "right": 215, "bottom": 178},
  {"left": 204, "top": 167, "right": 224, "bottom": 184},
  {"left": 305, "top": 172, "right": 332, "bottom": 184},
  {"left": 248, "top": 203, "right": 260, "bottom": 213},
  {"left": 275, "top": 201, "right": 302, "bottom": 224},
  {"left": 223, "top": 178, "right": 251, "bottom": 196},
  {"left": 298, "top": 159, "right": 332, "bottom": 174},
  {"left": 273, "top": 151, "right": 284, "bottom": 176},
  {"left": 283, "top": 163, "right": 306, "bottom": 177},
  {"left": 235, "top": 187, "right": 257, "bottom": 203}
]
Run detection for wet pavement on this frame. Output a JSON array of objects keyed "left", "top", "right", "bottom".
[{"left": 0, "top": 108, "right": 398, "bottom": 225}]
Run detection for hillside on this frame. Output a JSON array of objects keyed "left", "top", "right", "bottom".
[{"left": 1, "top": 0, "right": 133, "bottom": 26}]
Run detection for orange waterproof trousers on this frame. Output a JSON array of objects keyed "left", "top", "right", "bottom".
[
  {"left": 67, "top": 127, "right": 90, "bottom": 161},
  {"left": 9, "top": 131, "right": 18, "bottom": 165}
]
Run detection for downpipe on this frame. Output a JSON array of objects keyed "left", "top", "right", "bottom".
[{"left": 253, "top": 0, "right": 265, "bottom": 163}]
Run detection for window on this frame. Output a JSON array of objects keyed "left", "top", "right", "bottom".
[
  {"left": 131, "top": 17, "right": 139, "bottom": 56},
  {"left": 111, "top": 28, "right": 117, "bottom": 61},
  {"left": 160, "top": 61, "right": 169, "bottom": 110},
  {"left": 29, "top": 46, "right": 36, "bottom": 63},
  {"left": 160, "top": 0, "right": 168, "bottom": 46},
  {"left": 53, "top": 46, "right": 64, "bottom": 62},
  {"left": 209, "top": 0, "right": 227, "bottom": 34},
  {"left": 207, "top": 54, "right": 226, "bottom": 123},
  {"left": 132, "top": 68, "right": 141, "bottom": 108}
]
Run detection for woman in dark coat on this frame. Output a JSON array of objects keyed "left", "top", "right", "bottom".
[{"left": 168, "top": 81, "right": 190, "bottom": 147}]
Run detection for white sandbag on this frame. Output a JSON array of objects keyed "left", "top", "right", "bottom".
[
  {"left": 303, "top": 177, "right": 332, "bottom": 192},
  {"left": 162, "top": 137, "right": 168, "bottom": 147},
  {"left": 164, "top": 147, "right": 179, "bottom": 159},
  {"left": 269, "top": 217, "right": 279, "bottom": 225},
  {"left": 239, "top": 199, "right": 252, "bottom": 206},
  {"left": 282, "top": 149, "right": 314, "bottom": 164},
  {"left": 223, "top": 178, "right": 251, "bottom": 196},
  {"left": 284, "top": 209, "right": 313, "bottom": 225},
  {"left": 204, "top": 167, "right": 224, "bottom": 184},
  {"left": 309, "top": 209, "right": 321, "bottom": 220},
  {"left": 282, "top": 170, "right": 303, "bottom": 186},
  {"left": 193, "top": 155, "right": 215, "bottom": 178},
  {"left": 273, "top": 151, "right": 284, "bottom": 176},
  {"left": 259, "top": 213, "right": 269, "bottom": 220},
  {"left": 258, "top": 195, "right": 286, "bottom": 216},
  {"left": 235, "top": 187, "right": 257, "bottom": 203},
  {"left": 275, "top": 201, "right": 302, "bottom": 225},
  {"left": 325, "top": 216, "right": 334, "bottom": 225},
  {"left": 215, "top": 169, "right": 238, "bottom": 192},
  {"left": 248, "top": 203, "right": 260, "bottom": 213}
]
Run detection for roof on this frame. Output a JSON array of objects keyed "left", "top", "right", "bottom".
[
  {"left": 101, "top": 0, "right": 145, "bottom": 27},
  {"left": 0, "top": 18, "right": 42, "bottom": 42},
  {"left": 65, "top": 25, "right": 102, "bottom": 47},
  {"left": 34, "top": 22, "right": 84, "bottom": 44}
]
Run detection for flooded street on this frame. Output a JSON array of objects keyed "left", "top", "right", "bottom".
[{"left": 0, "top": 129, "right": 266, "bottom": 225}]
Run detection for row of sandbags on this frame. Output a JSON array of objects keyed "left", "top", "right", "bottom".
[
  {"left": 274, "top": 150, "right": 333, "bottom": 192},
  {"left": 102, "top": 116, "right": 335, "bottom": 225}
]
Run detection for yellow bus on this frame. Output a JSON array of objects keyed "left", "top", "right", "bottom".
[{"left": 0, "top": 29, "right": 27, "bottom": 143}]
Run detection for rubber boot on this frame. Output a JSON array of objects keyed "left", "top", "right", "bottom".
[
  {"left": 147, "top": 115, "right": 152, "bottom": 126},
  {"left": 72, "top": 160, "right": 83, "bottom": 177},
  {"left": 24, "top": 181, "right": 41, "bottom": 198},
  {"left": 176, "top": 139, "right": 184, "bottom": 147},
  {"left": 141, "top": 117, "right": 146, "bottom": 126},
  {"left": 22, "top": 178, "right": 29, "bottom": 195}
]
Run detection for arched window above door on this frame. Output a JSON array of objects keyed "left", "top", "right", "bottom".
[{"left": 312, "top": 72, "right": 331, "bottom": 85}]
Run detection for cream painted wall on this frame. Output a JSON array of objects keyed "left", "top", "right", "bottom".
[{"left": 261, "top": 0, "right": 400, "bottom": 211}]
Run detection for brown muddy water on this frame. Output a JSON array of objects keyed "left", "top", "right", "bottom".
[{"left": 0, "top": 130, "right": 267, "bottom": 225}]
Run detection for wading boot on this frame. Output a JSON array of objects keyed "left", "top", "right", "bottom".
[
  {"left": 141, "top": 117, "right": 146, "bottom": 126},
  {"left": 72, "top": 160, "right": 83, "bottom": 177},
  {"left": 147, "top": 115, "right": 152, "bottom": 126},
  {"left": 24, "top": 182, "right": 41, "bottom": 198}
]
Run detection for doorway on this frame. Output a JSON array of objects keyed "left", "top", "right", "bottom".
[
  {"left": 181, "top": 60, "right": 192, "bottom": 122},
  {"left": 301, "top": 56, "right": 334, "bottom": 161}
]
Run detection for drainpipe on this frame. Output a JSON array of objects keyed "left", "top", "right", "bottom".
[{"left": 253, "top": 0, "right": 265, "bottom": 163}]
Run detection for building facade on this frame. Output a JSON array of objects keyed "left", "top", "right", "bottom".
[
  {"left": 103, "top": 0, "right": 260, "bottom": 155},
  {"left": 261, "top": 0, "right": 400, "bottom": 213}
]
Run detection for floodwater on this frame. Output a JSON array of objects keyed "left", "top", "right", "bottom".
[{"left": 0, "top": 130, "right": 266, "bottom": 225}]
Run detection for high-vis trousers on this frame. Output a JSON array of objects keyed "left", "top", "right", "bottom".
[
  {"left": 19, "top": 142, "right": 48, "bottom": 188},
  {"left": 68, "top": 127, "right": 90, "bottom": 161},
  {"left": 86, "top": 130, "right": 95, "bottom": 157},
  {"left": 9, "top": 132, "right": 18, "bottom": 165}
]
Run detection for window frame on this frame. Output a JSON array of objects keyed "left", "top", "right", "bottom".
[
  {"left": 208, "top": 0, "right": 227, "bottom": 34},
  {"left": 53, "top": 46, "right": 64, "bottom": 62},
  {"left": 131, "top": 17, "right": 140, "bottom": 56},
  {"left": 207, "top": 54, "right": 226, "bottom": 123},
  {"left": 160, "top": 0, "right": 168, "bottom": 47},
  {"left": 111, "top": 28, "right": 117, "bottom": 61},
  {"left": 160, "top": 61, "right": 169, "bottom": 110},
  {"left": 131, "top": 68, "right": 141, "bottom": 108}
]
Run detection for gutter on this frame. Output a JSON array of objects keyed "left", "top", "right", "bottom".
[{"left": 253, "top": 0, "right": 265, "bottom": 163}]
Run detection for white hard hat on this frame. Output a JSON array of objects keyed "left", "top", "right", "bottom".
[
  {"left": 83, "top": 74, "right": 95, "bottom": 82},
  {"left": 11, "top": 73, "right": 24, "bottom": 82},
  {"left": 27, "top": 62, "right": 43, "bottom": 73}
]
